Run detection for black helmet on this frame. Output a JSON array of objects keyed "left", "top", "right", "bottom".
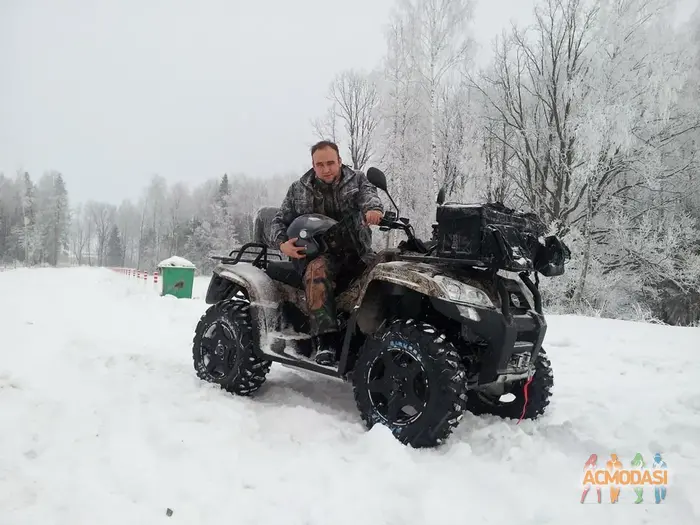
[{"left": 286, "top": 214, "right": 338, "bottom": 259}]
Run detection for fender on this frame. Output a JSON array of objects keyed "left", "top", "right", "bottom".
[
  {"left": 351, "top": 261, "right": 450, "bottom": 335},
  {"left": 356, "top": 261, "right": 452, "bottom": 303},
  {"left": 349, "top": 260, "right": 498, "bottom": 335},
  {"left": 337, "top": 261, "right": 462, "bottom": 375},
  {"left": 208, "top": 262, "right": 283, "bottom": 350}
]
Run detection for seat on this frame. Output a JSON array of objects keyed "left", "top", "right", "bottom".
[
  {"left": 253, "top": 206, "right": 280, "bottom": 246},
  {"left": 265, "top": 260, "right": 303, "bottom": 289}
]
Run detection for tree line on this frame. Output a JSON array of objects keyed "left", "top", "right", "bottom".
[
  {"left": 1, "top": 0, "right": 699, "bottom": 325},
  {"left": 0, "top": 171, "right": 296, "bottom": 275}
]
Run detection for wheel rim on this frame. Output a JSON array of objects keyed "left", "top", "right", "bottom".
[
  {"left": 199, "top": 319, "right": 239, "bottom": 379},
  {"left": 366, "top": 348, "right": 429, "bottom": 426}
]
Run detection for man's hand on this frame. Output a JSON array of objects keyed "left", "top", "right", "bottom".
[
  {"left": 279, "top": 238, "right": 306, "bottom": 259},
  {"left": 365, "top": 210, "right": 383, "bottom": 226}
]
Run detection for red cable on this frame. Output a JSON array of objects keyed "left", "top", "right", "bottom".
[{"left": 517, "top": 374, "right": 534, "bottom": 425}]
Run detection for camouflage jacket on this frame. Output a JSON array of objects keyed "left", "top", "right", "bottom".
[{"left": 270, "top": 165, "right": 384, "bottom": 259}]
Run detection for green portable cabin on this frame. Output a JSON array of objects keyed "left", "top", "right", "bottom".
[{"left": 157, "top": 256, "right": 196, "bottom": 299}]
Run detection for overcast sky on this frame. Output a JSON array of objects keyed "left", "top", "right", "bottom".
[{"left": 0, "top": 0, "right": 697, "bottom": 206}]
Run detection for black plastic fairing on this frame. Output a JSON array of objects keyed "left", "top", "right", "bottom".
[{"left": 429, "top": 295, "right": 547, "bottom": 385}]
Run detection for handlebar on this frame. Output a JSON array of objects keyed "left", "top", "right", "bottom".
[
  {"left": 378, "top": 218, "right": 403, "bottom": 230},
  {"left": 378, "top": 211, "right": 407, "bottom": 231},
  {"left": 375, "top": 211, "right": 430, "bottom": 254}
]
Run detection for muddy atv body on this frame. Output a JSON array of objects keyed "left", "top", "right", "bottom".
[{"left": 192, "top": 167, "right": 570, "bottom": 447}]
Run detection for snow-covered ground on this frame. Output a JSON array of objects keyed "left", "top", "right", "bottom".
[{"left": 1, "top": 266, "right": 699, "bottom": 524}]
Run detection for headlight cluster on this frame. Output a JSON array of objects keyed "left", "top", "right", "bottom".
[{"left": 434, "top": 275, "right": 494, "bottom": 308}]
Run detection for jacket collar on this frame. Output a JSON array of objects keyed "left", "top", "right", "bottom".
[{"left": 300, "top": 164, "right": 356, "bottom": 191}]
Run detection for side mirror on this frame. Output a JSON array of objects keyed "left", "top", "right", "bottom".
[
  {"left": 366, "top": 167, "right": 388, "bottom": 193},
  {"left": 437, "top": 187, "right": 446, "bottom": 205},
  {"left": 366, "top": 166, "right": 400, "bottom": 216}
]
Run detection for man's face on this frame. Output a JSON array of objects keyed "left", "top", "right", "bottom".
[{"left": 312, "top": 147, "right": 341, "bottom": 183}]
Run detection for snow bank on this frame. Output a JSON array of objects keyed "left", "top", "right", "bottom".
[
  {"left": 1, "top": 266, "right": 698, "bottom": 524},
  {"left": 157, "top": 255, "right": 195, "bottom": 268}
]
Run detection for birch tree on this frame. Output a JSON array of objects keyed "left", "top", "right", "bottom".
[
  {"left": 395, "top": 0, "right": 476, "bottom": 197},
  {"left": 86, "top": 201, "right": 116, "bottom": 266},
  {"left": 70, "top": 204, "right": 87, "bottom": 265},
  {"left": 374, "top": 5, "right": 446, "bottom": 241}
]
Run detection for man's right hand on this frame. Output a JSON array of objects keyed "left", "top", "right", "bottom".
[{"left": 279, "top": 238, "right": 306, "bottom": 259}]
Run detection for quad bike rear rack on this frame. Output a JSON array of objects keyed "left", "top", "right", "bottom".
[{"left": 210, "top": 242, "right": 282, "bottom": 269}]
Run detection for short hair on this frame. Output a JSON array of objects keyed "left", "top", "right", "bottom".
[{"left": 311, "top": 140, "right": 340, "bottom": 158}]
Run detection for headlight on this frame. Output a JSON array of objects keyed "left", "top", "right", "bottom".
[{"left": 434, "top": 275, "right": 494, "bottom": 308}]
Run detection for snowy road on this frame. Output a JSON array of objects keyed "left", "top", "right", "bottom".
[{"left": 1, "top": 266, "right": 699, "bottom": 524}]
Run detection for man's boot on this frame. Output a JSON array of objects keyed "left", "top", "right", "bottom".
[{"left": 314, "top": 332, "right": 339, "bottom": 365}]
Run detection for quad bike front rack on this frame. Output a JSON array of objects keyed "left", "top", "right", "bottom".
[{"left": 210, "top": 242, "right": 282, "bottom": 269}]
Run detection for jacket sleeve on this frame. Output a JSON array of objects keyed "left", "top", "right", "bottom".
[
  {"left": 270, "top": 184, "right": 296, "bottom": 248},
  {"left": 356, "top": 170, "right": 384, "bottom": 214}
]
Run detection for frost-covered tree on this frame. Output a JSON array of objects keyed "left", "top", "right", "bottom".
[
  {"left": 313, "top": 69, "right": 381, "bottom": 170},
  {"left": 395, "top": 0, "right": 476, "bottom": 197},
  {"left": 370, "top": 0, "right": 477, "bottom": 247},
  {"left": 86, "top": 201, "right": 116, "bottom": 267},
  {"left": 0, "top": 170, "right": 70, "bottom": 266},
  {"left": 70, "top": 203, "right": 88, "bottom": 265},
  {"left": 16, "top": 171, "right": 40, "bottom": 264},
  {"left": 466, "top": 0, "right": 700, "bottom": 322},
  {"left": 374, "top": 10, "right": 429, "bottom": 243},
  {"left": 468, "top": 0, "right": 599, "bottom": 230},
  {"left": 166, "top": 182, "right": 191, "bottom": 255},
  {"left": 312, "top": 103, "right": 340, "bottom": 144},
  {"left": 116, "top": 200, "right": 140, "bottom": 267},
  {"left": 105, "top": 224, "right": 123, "bottom": 267}
]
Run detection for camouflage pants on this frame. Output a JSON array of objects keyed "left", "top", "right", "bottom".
[
  {"left": 293, "top": 254, "right": 364, "bottom": 337},
  {"left": 292, "top": 255, "right": 338, "bottom": 337}
]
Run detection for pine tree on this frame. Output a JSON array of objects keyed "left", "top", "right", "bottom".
[
  {"left": 52, "top": 173, "right": 69, "bottom": 266},
  {"left": 105, "top": 225, "right": 124, "bottom": 267}
]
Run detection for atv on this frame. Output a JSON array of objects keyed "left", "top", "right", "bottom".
[{"left": 192, "top": 167, "right": 570, "bottom": 448}]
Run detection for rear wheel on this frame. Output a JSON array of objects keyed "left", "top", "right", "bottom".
[
  {"left": 192, "top": 296, "right": 271, "bottom": 396},
  {"left": 352, "top": 318, "right": 468, "bottom": 448},
  {"left": 466, "top": 348, "right": 553, "bottom": 419}
]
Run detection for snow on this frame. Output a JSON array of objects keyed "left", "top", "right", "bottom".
[
  {"left": 1, "top": 266, "right": 699, "bottom": 524},
  {"left": 157, "top": 255, "right": 196, "bottom": 268}
]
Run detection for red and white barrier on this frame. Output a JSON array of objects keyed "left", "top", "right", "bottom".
[{"left": 110, "top": 267, "right": 161, "bottom": 291}]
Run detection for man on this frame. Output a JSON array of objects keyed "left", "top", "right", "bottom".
[{"left": 269, "top": 140, "right": 384, "bottom": 365}]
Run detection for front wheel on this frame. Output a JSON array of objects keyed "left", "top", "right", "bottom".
[
  {"left": 352, "top": 319, "right": 468, "bottom": 448},
  {"left": 192, "top": 297, "right": 271, "bottom": 396}
]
